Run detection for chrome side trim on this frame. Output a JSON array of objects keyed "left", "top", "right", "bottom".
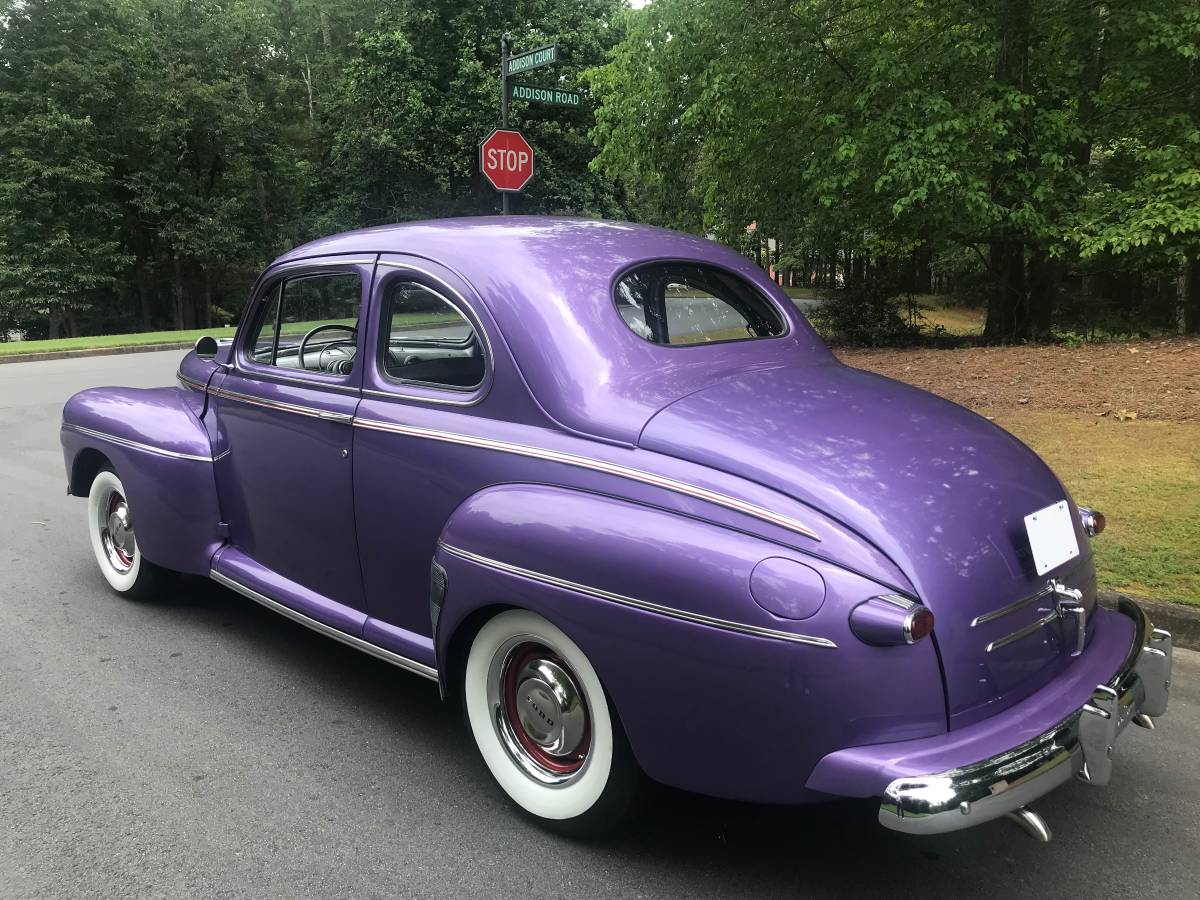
[
  {"left": 361, "top": 386, "right": 483, "bottom": 406},
  {"left": 62, "top": 422, "right": 212, "bottom": 463},
  {"left": 177, "top": 370, "right": 207, "bottom": 392},
  {"left": 209, "top": 569, "right": 438, "bottom": 682},
  {"left": 981, "top": 579, "right": 1092, "bottom": 653},
  {"left": 241, "top": 370, "right": 362, "bottom": 395},
  {"left": 209, "top": 384, "right": 356, "bottom": 423},
  {"left": 985, "top": 607, "right": 1060, "bottom": 653},
  {"left": 970, "top": 582, "right": 1055, "bottom": 627},
  {"left": 439, "top": 542, "right": 837, "bottom": 648},
  {"left": 356, "top": 418, "right": 820, "bottom": 542}
]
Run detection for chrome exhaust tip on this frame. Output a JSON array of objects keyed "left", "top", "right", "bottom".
[
  {"left": 1132, "top": 713, "right": 1155, "bottom": 730},
  {"left": 1006, "top": 806, "right": 1052, "bottom": 842}
]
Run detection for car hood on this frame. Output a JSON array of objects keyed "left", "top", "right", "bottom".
[{"left": 638, "top": 361, "right": 1096, "bottom": 727}]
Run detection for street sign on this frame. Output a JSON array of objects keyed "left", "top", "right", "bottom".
[
  {"left": 505, "top": 44, "right": 557, "bottom": 77},
  {"left": 480, "top": 128, "right": 535, "bottom": 193},
  {"left": 509, "top": 83, "right": 583, "bottom": 108}
]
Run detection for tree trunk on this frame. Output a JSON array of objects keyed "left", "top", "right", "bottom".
[
  {"left": 302, "top": 54, "right": 315, "bottom": 122},
  {"left": 1178, "top": 258, "right": 1199, "bottom": 334},
  {"left": 171, "top": 255, "right": 186, "bottom": 331},
  {"left": 913, "top": 243, "right": 932, "bottom": 295},
  {"left": 984, "top": 0, "right": 1032, "bottom": 342},
  {"left": 48, "top": 305, "right": 65, "bottom": 340},
  {"left": 202, "top": 265, "right": 214, "bottom": 329},
  {"left": 986, "top": 241, "right": 1028, "bottom": 342},
  {"left": 1027, "top": 246, "right": 1056, "bottom": 338}
]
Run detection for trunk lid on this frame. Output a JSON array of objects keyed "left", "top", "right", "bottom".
[{"left": 638, "top": 361, "right": 1097, "bottom": 728}]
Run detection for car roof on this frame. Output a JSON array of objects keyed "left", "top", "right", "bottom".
[{"left": 273, "top": 217, "right": 829, "bottom": 445}]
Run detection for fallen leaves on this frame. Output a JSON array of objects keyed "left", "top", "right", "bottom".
[{"left": 836, "top": 336, "right": 1199, "bottom": 422}]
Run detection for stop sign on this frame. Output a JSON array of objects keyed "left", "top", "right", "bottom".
[{"left": 480, "top": 128, "right": 535, "bottom": 192}]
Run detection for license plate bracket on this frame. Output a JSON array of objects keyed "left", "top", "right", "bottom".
[{"left": 1024, "top": 500, "right": 1080, "bottom": 576}]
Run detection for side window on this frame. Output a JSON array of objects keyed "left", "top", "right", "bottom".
[
  {"left": 248, "top": 272, "right": 361, "bottom": 374},
  {"left": 381, "top": 280, "right": 484, "bottom": 390},
  {"left": 614, "top": 263, "right": 785, "bottom": 346}
]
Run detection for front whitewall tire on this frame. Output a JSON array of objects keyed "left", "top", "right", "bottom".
[
  {"left": 88, "top": 469, "right": 142, "bottom": 592},
  {"left": 86, "top": 468, "right": 172, "bottom": 599}
]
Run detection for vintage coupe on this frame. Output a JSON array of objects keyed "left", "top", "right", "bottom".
[{"left": 61, "top": 217, "right": 1172, "bottom": 840}]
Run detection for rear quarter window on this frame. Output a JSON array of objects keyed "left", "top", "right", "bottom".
[{"left": 614, "top": 263, "right": 785, "bottom": 346}]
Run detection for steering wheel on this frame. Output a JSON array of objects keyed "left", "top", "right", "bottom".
[{"left": 297, "top": 324, "right": 358, "bottom": 372}]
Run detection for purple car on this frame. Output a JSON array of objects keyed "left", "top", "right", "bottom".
[{"left": 60, "top": 217, "right": 1172, "bottom": 840}]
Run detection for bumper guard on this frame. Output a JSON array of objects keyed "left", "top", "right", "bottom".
[{"left": 878, "top": 598, "right": 1172, "bottom": 837}]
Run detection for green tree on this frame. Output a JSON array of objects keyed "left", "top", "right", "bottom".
[{"left": 0, "top": 0, "right": 135, "bottom": 337}]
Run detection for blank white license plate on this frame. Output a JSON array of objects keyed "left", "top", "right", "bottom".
[{"left": 1024, "top": 500, "right": 1080, "bottom": 576}]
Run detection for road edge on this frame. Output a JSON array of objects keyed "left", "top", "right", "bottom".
[
  {"left": 1100, "top": 590, "right": 1200, "bottom": 650},
  {"left": 0, "top": 341, "right": 194, "bottom": 365}
]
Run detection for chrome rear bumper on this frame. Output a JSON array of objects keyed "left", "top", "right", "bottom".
[{"left": 878, "top": 598, "right": 1172, "bottom": 836}]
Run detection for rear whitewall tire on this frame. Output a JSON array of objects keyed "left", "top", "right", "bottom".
[{"left": 463, "top": 609, "right": 639, "bottom": 833}]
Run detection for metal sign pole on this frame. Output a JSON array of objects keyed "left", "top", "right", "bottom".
[{"left": 500, "top": 32, "right": 511, "bottom": 215}]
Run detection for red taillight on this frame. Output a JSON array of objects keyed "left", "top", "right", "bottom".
[
  {"left": 904, "top": 606, "right": 935, "bottom": 644},
  {"left": 1079, "top": 506, "right": 1106, "bottom": 537}
]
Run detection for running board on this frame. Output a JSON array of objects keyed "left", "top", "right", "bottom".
[{"left": 209, "top": 569, "right": 439, "bottom": 682}]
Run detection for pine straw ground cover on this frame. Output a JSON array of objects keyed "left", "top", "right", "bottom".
[{"left": 837, "top": 337, "right": 1200, "bottom": 605}]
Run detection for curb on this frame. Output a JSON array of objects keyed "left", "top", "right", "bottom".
[
  {"left": 0, "top": 341, "right": 195, "bottom": 365},
  {"left": 1100, "top": 591, "right": 1200, "bottom": 651}
]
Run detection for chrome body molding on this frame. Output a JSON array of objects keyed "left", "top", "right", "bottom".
[
  {"left": 970, "top": 567, "right": 1090, "bottom": 628},
  {"left": 187, "top": 369, "right": 821, "bottom": 543},
  {"left": 357, "top": 418, "right": 820, "bottom": 542},
  {"left": 62, "top": 422, "right": 213, "bottom": 463},
  {"left": 209, "top": 384, "right": 355, "bottom": 423},
  {"left": 209, "top": 569, "right": 438, "bottom": 682},
  {"left": 984, "top": 579, "right": 1090, "bottom": 654},
  {"left": 177, "top": 370, "right": 207, "bottom": 392},
  {"left": 238, "top": 369, "right": 362, "bottom": 395},
  {"left": 970, "top": 581, "right": 1057, "bottom": 628},
  {"left": 439, "top": 542, "right": 837, "bottom": 649},
  {"left": 361, "top": 386, "right": 481, "bottom": 406},
  {"left": 878, "top": 599, "right": 1172, "bottom": 837},
  {"left": 371, "top": 259, "right": 494, "bottom": 408}
]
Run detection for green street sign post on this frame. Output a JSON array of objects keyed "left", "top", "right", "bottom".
[
  {"left": 495, "top": 35, "right": 569, "bottom": 213},
  {"left": 505, "top": 43, "right": 557, "bottom": 77},
  {"left": 509, "top": 83, "right": 582, "bottom": 108}
]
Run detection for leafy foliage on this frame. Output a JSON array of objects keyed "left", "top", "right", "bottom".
[
  {"left": 0, "top": 0, "right": 627, "bottom": 337},
  {"left": 586, "top": 0, "right": 1200, "bottom": 340}
]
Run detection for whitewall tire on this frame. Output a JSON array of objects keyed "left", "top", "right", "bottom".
[
  {"left": 463, "top": 609, "right": 640, "bottom": 835},
  {"left": 86, "top": 468, "right": 172, "bottom": 599}
]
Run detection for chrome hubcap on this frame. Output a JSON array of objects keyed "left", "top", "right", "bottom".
[
  {"left": 100, "top": 491, "right": 135, "bottom": 573},
  {"left": 489, "top": 638, "right": 592, "bottom": 785}
]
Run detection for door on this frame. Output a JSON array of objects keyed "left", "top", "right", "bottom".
[
  {"left": 210, "top": 260, "right": 374, "bottom": 628},
  {"left": 351, "top": 258, "right": 498, "bottom": 664}
]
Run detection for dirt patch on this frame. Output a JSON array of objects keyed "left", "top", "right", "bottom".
[{"left": 836, "top": 336, "right": 1200, "bottom": 422}]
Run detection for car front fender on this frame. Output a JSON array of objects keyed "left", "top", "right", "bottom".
[{"left": 61, "top": 386, "right": 223, "bottom": 575}]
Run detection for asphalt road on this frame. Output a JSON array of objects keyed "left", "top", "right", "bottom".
[{"left": 1, "top": 350, "right": 1197, "bottom": 900}]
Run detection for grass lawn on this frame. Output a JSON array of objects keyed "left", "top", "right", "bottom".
[
  {"left": 990, "top": 411, "right": 1200, "bottom": 605},
  {"left": 0, "top": 312, "right": 457, "bottom": 358},
  {"left": 840, "top": 337, "right": 1200, "bottom": 606},
  {"left": 0, "top": 325, "right": 239, "bottom": 357}
]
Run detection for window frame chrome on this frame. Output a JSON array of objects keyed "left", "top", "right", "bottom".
[
  {"left": 609, "top": 257, "right": 792, "bottom": 349},
  {"left": 365, "top": 260, "right": 494, "bottom": 408},
  {"left": 232, "top": 256, "right": 377, "bottom": 393}
]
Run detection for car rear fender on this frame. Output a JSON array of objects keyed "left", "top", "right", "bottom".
[
  {"left": 61, "top": 386, "right": 224, "bottom": 575},
  {"left": 432, "top": 483, "right": 947, "bottom": 803}
]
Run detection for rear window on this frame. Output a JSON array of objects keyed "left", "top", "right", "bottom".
[{"left": 614, "top": 263, "right": 785, "bottom": 346}]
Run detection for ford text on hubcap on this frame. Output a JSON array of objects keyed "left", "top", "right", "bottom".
[{"left": 489, "top": 639, "right": 591, "bottom": 784}]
